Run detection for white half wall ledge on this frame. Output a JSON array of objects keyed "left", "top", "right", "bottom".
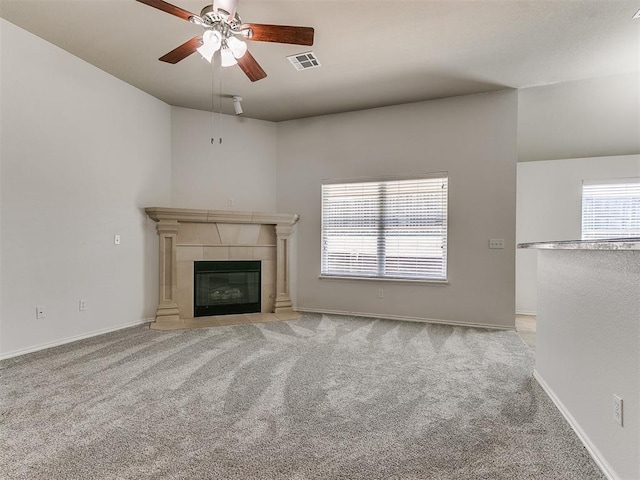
[
  {"left": 515, "top": 154, "right": 640, "bottom": 314},
  {"left": 532, "top": 247, "right": 639, "bottom": 480}
]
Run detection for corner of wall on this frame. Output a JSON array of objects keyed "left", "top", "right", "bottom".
[{"left": 170, "top": 106, "right": 278, "bottom": 211}]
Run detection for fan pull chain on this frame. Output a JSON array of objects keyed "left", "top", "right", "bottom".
[
  {"left": 210, "top": 53, "right": 217, "bottom": 145},
  {"left": 219, "top": 57, "right": 223, "bottom": 144},
  {"left": 210, "top": 51, "right": 224, "bottom": 145}
]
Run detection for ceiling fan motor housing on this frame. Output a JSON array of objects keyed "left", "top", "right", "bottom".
[
  {"left": 192, "top": 5, "right": 253, "bottom": 48},
  {"left": 198, "top": 5, "right": 242, "bottom": 30}
]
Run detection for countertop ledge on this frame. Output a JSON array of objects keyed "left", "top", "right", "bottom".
[{"left": 518, "top": 238, "right": 640, "bottom": 250}]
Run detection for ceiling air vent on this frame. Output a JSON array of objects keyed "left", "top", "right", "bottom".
[{"left": 287, "top": 52, "right": 321, "bottom": 71}]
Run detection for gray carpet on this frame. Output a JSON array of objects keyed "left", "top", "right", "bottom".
[{"left": 1, "top": 313, "right": 604, "bottom": 479}]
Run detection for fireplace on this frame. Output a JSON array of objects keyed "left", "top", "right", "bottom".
[
  {"left": 145, "top": 207, "right": 299, "bottom": 330},
  {"left": 194, "top": 261, "right": 261, "bottom": 317}
]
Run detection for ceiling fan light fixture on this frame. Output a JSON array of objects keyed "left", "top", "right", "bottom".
[
  {"left": 227, "top": 36, "right": 247, "bottom": 59},
  {"left": 196, "top": 43, "right": 215, "bottom": 63},
  {"left": 220, "top": 46, "right": 238, "bottom": 67},
  {"left": 197, "top": 30, "right": 222, "bottom": 62}
]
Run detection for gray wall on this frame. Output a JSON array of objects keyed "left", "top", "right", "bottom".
[
  {"left": 0, "top": 20, "right": 281, "bottom": 358},
  {"left": 518, "top": 73, "right": 640, "bottom": 162},
  {"left": 0, "top": 20, "right": 172, "bottom": 357},
  {"left": 276, "top": 90, "right": 518, "bottom": 329},
  {"left": 170, "top": 106, "right": 277, "bottom": 211}
]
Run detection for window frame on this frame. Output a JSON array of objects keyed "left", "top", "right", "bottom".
[
  {"left": 581, "top": 178, "right": 640, "bottom": 241},
  {"left": 320, "top": 173, "right": 449, "bottom": 283}
]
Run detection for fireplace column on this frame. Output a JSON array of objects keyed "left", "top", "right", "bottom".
[
  {"left": 152, "top": 219, "right": 182, "bottom": 329},
  {"left": 274, "top": 223, "right": 294, "bottom": 314}
]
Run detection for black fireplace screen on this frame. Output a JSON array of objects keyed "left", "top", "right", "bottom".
[{"left": 194, "top": 261, "right": 261, "bottom": 317}]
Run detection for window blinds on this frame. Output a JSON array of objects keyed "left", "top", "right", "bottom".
[
  {"left": 321, "top": 175, "right": 448, "bottom": 280},
  {"left": 581, "top": 179, "right": 640, "bottom": 240}
]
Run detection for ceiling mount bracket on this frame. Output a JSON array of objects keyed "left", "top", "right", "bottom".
[{"left": 232, "top": 96, "right": 243, "bottom": 115}]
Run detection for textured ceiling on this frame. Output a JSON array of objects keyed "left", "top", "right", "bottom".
[{"left": 1, "top": 0, "right": 639, "bottom": 121}]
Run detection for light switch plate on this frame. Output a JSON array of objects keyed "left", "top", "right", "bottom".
[
  {"left": 613, "top": 394, "right": 623, "bottom": 426},
  {"left": 489, "top": 239, "right": 505, "bottom": 249}
]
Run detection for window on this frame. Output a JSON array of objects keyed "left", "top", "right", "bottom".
[
  {"left": 581, "top": 178, "right": 640, "bottom": 240},
  {"left": 321, "top": 174, "right": 448, "bottom": 281}
]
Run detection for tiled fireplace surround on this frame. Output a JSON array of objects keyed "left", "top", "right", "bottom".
[{"left": 145, "top": 207, "right": 299, "bottom": 330}]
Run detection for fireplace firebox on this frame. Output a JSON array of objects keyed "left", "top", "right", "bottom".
[{"left": 194, "top": 261, "right": 261, "bottom": 317}]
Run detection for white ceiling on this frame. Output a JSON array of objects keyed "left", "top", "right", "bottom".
[{"left": 1, "top": 0, "right": 639, "bottom": 121}]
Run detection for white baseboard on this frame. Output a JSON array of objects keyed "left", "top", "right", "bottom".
[
  {"left": 0, "top": 319, "right": 152, "bottom": 361},
  {"left": 516, "top": 310, "right": 537, "bottom": 316},
  {"left": 533, "top": 370, "right": 619, "bottom": 480},
  {"left": 296, "top": 307, "right": 515, "bottom": 331}
]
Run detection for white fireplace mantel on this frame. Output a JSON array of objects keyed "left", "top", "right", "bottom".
[
  {"left": 145, "top": 207, "right": 299, "bottom": 330},
  {"left": 145, "top": 207, "right": 299, "bottom": 226}
]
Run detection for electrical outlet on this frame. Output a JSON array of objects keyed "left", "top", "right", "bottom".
[
  {"left": 114, "top": 234, "right": 121, "bottom": 245},
  {"left": 613, "top": 394, "right": 623, "bottom": 426},
  {"left": 35, "top": 306, "right": 45, "bottom": 319},
  {"left": 489, "top": 239, "right": 505, "bottom": 249},
  {"left": 228, "top": 198, "right": 234, "bottom": 207},
  {"left": 79, "top": 299, "right": 87, "bottom": 311},
  {"left": 378, "top": 289, "right": 384, "bottom": 298}
]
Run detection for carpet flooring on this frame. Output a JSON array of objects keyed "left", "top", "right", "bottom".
[{"left": 1, "top": 313, "right": 604, "bottom": 479}]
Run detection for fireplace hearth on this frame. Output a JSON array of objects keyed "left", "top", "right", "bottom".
[{"left": 194, "top": 261, "right": 261, "bottom": 316}]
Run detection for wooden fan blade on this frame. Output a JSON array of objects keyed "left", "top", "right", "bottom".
[
  {"left": 136, "top": 0, "right": 195, "bottom": 21},
  {"left": 241, "top": 24, "right": 314, "bottom": 46},
  {"left": 159, "top": 36, "right": 202, "bottom": 63},
  {"left": 237, "top": 51, "right": 267, "bottom": 82}
]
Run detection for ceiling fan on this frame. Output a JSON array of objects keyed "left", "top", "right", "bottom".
[{"left": 136, "top": 0, "right": 315, "bottom": 82}]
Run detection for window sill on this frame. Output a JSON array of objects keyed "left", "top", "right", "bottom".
[{"left": 318, "top": 275, "right": 449, "bottom": 285}]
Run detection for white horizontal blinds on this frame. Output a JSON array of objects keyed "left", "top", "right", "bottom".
[
  {"left": 322, "top": 175, "right": 448, "bottom": 280},
  {"left": 581, "top": 179, "right": 640, "bottom": 240},
  {"left": 382, "top": 178, "right": 448, "bottom": 279},
  {"left": 322, "top": 181, "right": 380, "bottom": 276}
]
